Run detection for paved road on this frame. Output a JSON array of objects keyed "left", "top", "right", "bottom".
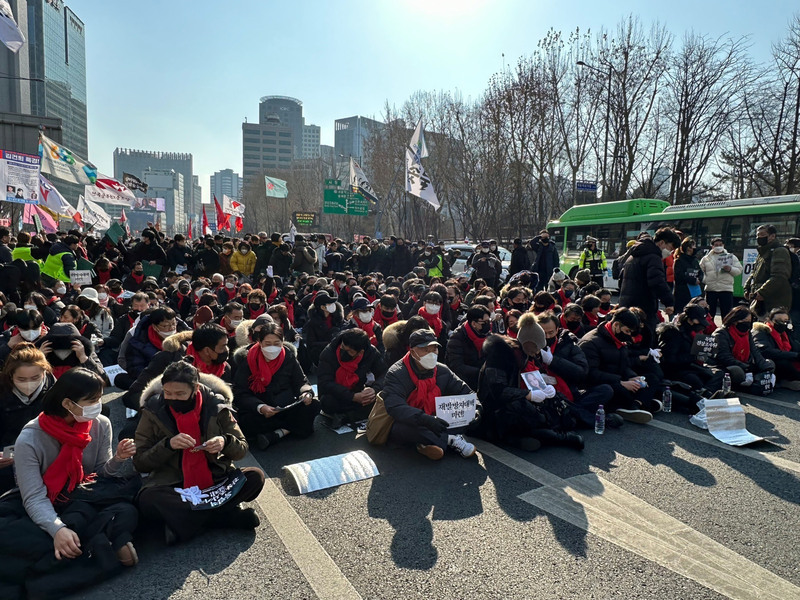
[{"left": 67, "top": 386, "right": 800, "bottom": 600}]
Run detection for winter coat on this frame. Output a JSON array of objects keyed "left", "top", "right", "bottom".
[
  {"left": 509, "top": 246, "right": 530, "bottom": 276},
  {"left": 382, "top": 320, "right": 407, "bottom": 367},
  {"left": 673, "top": 252, "right": 704, "bottom": 312},
  {"left": 708, "top": 326, "right": 773, "bottom": 372},
  {"left": 230, "top": 250, "right": 257, "bottom": 276},
  {"left": 133, "top": 374, "right": 247, "bottom": 489},
  {"left": 232, "top": 342, "right": 312, "bottom": 415},
  {"left": 124, "top": 313, "right": 191, "bottom": 378},
  {"left": 166, "top": 244, "right": 194, "bottom": 270},
  {"left": 617, "top": 239, "right": 674, "bottom": 320},
  {"left": 545, "top": 329, "right": 589, "bottom": 398},
  {"left": 0, "top": 373, "right": 56, "bottom": 446},
  {"left": 317, "top": 337, "right": 387, "bottom": 408},
  {"left": 303, "top": 303, "right": 345, "bottom": 360},
  {"left": 752, "top": 322, "right": 800, "bottom": 363},
  {"left": 578, "top": 323, "right": 637, "bottom": 384},
  {"left": 445, "top": 322, "right": 487, "bottom": 391},
  {"left": 531, "top": 237, "right": 559, "bottom": 278},
  {"left": 269, "top": 249, "right": 294, "bottom": 278},
  {"left": 656, "top": 322, "right": 704, "bottom": 378},
  {"left": 388, "top": 245, "right": 414, "bottom": 277},
  {"left": 471, "top": 252, "right": 502, "bottom": 283},
  {"left": 292, "top": 242, "right": 318, "bottom": 275},
  {"left": 195, "top": 247, "right": 220, "bottom": 277},
  {"left": 699, "top": 250, "right": 743, "bottom": 293},
  {"left": 132, "top": 240, "right": 166, "bottom": 265},
  {"left": 744, "top": 239, "right": 792, "bottom": 314}
]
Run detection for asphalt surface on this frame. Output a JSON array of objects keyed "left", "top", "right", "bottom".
[{"left": 65, "top": 385, "right": 800, "bottom": 600}]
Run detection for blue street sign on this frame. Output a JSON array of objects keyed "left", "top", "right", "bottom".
[{"left": 576, "top": 180, "right": 598, "bottom": 192}]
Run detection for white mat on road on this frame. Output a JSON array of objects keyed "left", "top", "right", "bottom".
[
  {"left": 704, "top": 398, "right": 764, "bottom": 446},
  {"left": 283, "top": 450, "right": 379, "bottom": 494}
]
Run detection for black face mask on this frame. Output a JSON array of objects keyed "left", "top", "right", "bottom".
[
  {"left": 773, "top": 322, "right": 790, "bottom": 334},
  {"left": 249, "top": 303, "right": 262, "bottom": 312},
  {"left": 366, "top": 289, "right": 376, "bottom": 295},
  {"left": 512, "top": 302, "right": 528, "bottom": 310},
  {"left": 287, "top": 296, "right": 296, "bottom": 302},
  {"left": 756, "top": 236, "right": 769, "bottom": 246},
  {"left": 133, "top": 270, "right": 143, "bottom": 276},
  {"left": 691, "top": 323, "right": 706, "bottom": 332},
  {"left": 563, "top": 289, "right": 574, "bottom": 299},
  {"left": 339, "top": 349, "right": 357, "bottom": 362},
  {"left": 541, "top": 238, "right": 550, "bottom": 244},
  {"left": 167, "top": 398, "right": 195, "bottom": 413},
  {"left": 212, "top": 349, "right": 229, "bottom": 364},
  {"left": 600, "top": 302, "right": 611, "bottom": 311},
  {"left": 565, "top": 320, "right": 580, "bottom": 331},
  {"left": 477, "top": 322, "right": 491, "bottom": 336},
  {"left": 615, "top": 329, "right": 632, "bottom": 342},
  {"left": 381, "top": 310, "right": 395, "bottom": 319},
  {"left": 459, "top": 283, "right": 469, "bottom": 292},
  {"left": 735, "top": 322, "right": 751, "bottom": 333},
  {"left": 545, "top": 336, "right": 557, "bottom": 347}
]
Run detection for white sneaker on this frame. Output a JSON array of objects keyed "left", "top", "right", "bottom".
[{"left": 448, "top": 434, "right": 476, "bottom": 458}]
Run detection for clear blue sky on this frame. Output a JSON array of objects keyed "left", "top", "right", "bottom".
[{"left": 77, "top": 0, "right": 798, "bottom": 204}]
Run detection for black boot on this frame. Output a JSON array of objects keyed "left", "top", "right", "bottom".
[{"left": 532, "top": 429, "right": 584, "bottom": 450}]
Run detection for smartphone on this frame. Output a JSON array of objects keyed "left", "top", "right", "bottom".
[
  {"left": 190, "top": 442, "right": 207, "bottom": 453},
  {"left": 2, "top": 445, "right": 14, "bottom": 459}
]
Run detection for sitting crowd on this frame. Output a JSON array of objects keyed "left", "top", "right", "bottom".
[{"left": 0, "top": 223, "right": 795, "bottom": 599}]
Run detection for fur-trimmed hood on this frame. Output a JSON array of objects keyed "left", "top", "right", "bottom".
[
  {"left": 382, "top": 319, "right": 407, "bottom": 354},
  {"left": 231, "top": 339, "right": 298, "bottom": 368},
  {"left": 162, "top": 330, "right": 193, "bottom": 353},
  {"left": 140, "top": 372, "right": 233, "bottom": 408},
  {"left": 752, "top": 322, "right": 771, "bottom": 334}
]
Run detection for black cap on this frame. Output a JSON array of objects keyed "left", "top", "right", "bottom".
[
  {"left": 351, "top": 297, "right": 372, "bottom": 311},
  {"left": 409, "top": 329, "right": 439, "bottom": 348}
]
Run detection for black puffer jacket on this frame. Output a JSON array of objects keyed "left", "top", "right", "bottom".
[
  {"left": 709, "top": 326, "right": 773, "bottom": 372},
  {"left": 542, "top": 329, "right": 588, "bottom": 398},
  {"left": 656, "top": 322, "right": 698, "bottom": 377},
  {"left": 618, "top": 239, "right": 674, "bottom": 317},
  {"left": 445, "top": 322, "right": 487, "bottom": 391},
  {"left": 0, "top": 373, "right": 56, "bottom": 446},
  {"left": 303, "top": 303, "right": 345, "bottom": 362},
  {"left": 317, "top": 336, "right": 387, "bottom": 408},
  {"left": 578, "top": 323, "right": 636, "bottom": 384},
  {"left": 752, "top": 322, "right": 800, "bottom": 362}
]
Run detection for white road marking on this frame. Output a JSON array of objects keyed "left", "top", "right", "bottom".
[
  {"left": 237, "top": 453, "right": 363, "bottom": 600},
  {"left": 476, "top": 441, "right": 800, "bottom": 600},
  {"left": 737, "top": 391, "right": 800, "bottom": 412}
]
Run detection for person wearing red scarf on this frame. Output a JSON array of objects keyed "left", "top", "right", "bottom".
[
  {"left": 136, "top": 361, "right": 265, "bottom": 544},
  {"left": 184, "top": 325, "right": 230, "bottom": 379},
  {"left": 417, "top": 292, "right": 444, "bottom": 338},
  {"left": 379, "top": 330, "right": 477, "bottom": 460},
  {"left": 753, "top": 309, "right": 800, "bottom": 389},
  {"left": 123, "top": 262, "right": 145, "bottom": 292},
  {"left": 232, "top": 324, "right": 318, "bottom": 451},
  {"left": 447, "top": 305, "right": 492, "bottom": 390},
  {"left": 350, "top": 298, "right": 382, "bottom": 348},
  {"left": 373, "top": 297, "right": 399, "bottom": 328}
]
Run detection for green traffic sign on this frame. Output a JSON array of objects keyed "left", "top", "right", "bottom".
[{"left": 323, "top": 189, "right": 369, "bottom": 216}]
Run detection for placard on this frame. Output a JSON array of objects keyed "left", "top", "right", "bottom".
[
  {"left": 103, "top": 364, "right": 127, "bottom": 387},
  {"left": 690, "top": 334, "right": 717, "bottom": 363},
  {"left": 435, "top": 393, "right": 477, "bottom": 429},
  {"left": 174, "top": 470, "right": 246, "bottom": 510},
  {"left": 1, "top": 150, "right": 40, "bottom": 204},
  {"left": 70, "top": 270, "right": 93, "bottom": 286},
  {"left": 142, "top": 262, "right": 162, "bottom": 279}
]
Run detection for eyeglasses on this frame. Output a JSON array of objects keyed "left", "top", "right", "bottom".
[{"left": 774, "top": 320, "right": 790, "bottom": 325}]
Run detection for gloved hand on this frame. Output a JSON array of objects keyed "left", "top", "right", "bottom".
[
  {"left": 528, "top": 389, "right": 547, "bottom": 403},
  {"left": 743, "top": 372, "right": 754, "bottom": 386},
  {"left": 419, "top": 413, "right": 450, "bottom": 435},
  {"left": 770, "top": 373, "right": 776, "bottom": 387},
  {"left": 540, "top": 347, "right": 554, "bottom": 365},
  {"left": 543, "top": 384, "right": 556, "bottom": 398},
  {"left": 648, "top": 348, "right": 661, "bottom": 363}
]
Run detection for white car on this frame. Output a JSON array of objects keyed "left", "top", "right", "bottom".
[{"left": 444, "top": 243, "right": 510, "bottom": 283}]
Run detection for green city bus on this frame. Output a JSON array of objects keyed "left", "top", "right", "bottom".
[{"left": 546, "top": 195, "right": 800, "bottom": 295}]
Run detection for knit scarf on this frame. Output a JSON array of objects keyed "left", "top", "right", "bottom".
[
  {"left": 223, "top": 287, "right": 237, "bottom": 301},
  {"left": 248, "top": 304, "right": 266, "bottom": 319},
  {"left": 728, "top": 326, "right": 751, "bottom": 362},
  {"left": 267, "top": 288, "right": 278, "bottom": 304},
  {"left": 450, "top": 299, "right": 461, "bottom": 312},
  {"left": 147, "top": 325, "right": 165, "bottom": 351},
  {"left": 768, "top": 322, "right": 792, "bottom": 352},
  {"left": 557, "top": 290, "right": 571, "bottom": 306},
  {"left": 585, "top": 312, "right": 600, "bottom": 327},
  {"left": 169, "top": 390, "right": 214, "bottom": 490},
  {"left": 246, "top": 343, "right": 285, "bottom": 393},
  {"left": 185, "top": 343, "right": 226, "bottom": 377},
  {"left": 97, "top": 269, "right": 111, "bottom": 285},
  {"left": 603, "top": 321, "right": 626, "bottom": 350},
  {"left": 418, "top": 306, "right": 443, "bottom": 337},
  {"left": 286, "top": 301, "right": 295, "bottom": 326},
  {"left": 355, "top": 318, "right": 378, "bottom": 347},
  {"left": 38, "top": 413, "right": 93, "bottom": 502},
  {"left": 374, "top": 309, "right": 398, "bottom": 328},
  {"left": 464, "top": 322, "right": 486, "bottom": 355},
  {"left": 335, "top": 347, "right": 362, "bottom": 390},
  {"left": 130, "top": 272, "right": 144, "bottom": 285},
  {"left": 403, "top": 353, "right": 441, "bottom": 416}
]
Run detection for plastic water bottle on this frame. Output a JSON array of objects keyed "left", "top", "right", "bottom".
[
  {"left": 722, "top": 372, "right": 731, "bottom": 395},
  {"left": 662, "top": 386, "right": 672, "bottom": 413},
  {"left": 595, "top": 405, "right": 605, "bottom": 435}
]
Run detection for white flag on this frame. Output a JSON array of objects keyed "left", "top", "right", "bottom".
[
  {"left": 409, "top": 119, "right": 429, "bottom": 159},
  {"left": 83, "top": 174, "right": 136, "bottom": 207},
  {"left": 349, "top": 157, "right": 378, "bottom": 204},
  {"left": 39, "top": 133, "right": 98, "bottom": 186},
  {"left": 39, "top": 175, "right": 80, "bottom": 221},
  {"left": 222, "top": 194, "right": 245, "bottom": 216},
  {"left": 0, "top": 0, "right": 25, "bottom": 53},
  {"left": 405, "top": 148, "right": 440, "bottom": 210},
  {"left": 77, "top": 195, "right": 112, "bottom": 231}
]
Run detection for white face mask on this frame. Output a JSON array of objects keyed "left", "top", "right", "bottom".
[
  {"left": 425, "top": 303, "right": 441, "bottom": 315},
  {"left": 20, "top": 329, "right": 40, "bottom": 342},
  {"left": 358, "top": 311, "right": 373, "bottom": 324},
  {"left": 23, "top": 304, "right": 37, "bottom": 311},
  {"left": 54, "top": 349, "right": 73, "bottom": 360},
  {"left": 424, "top": 250, "right": 431, "bottom": 256},
  {"left": 55, "top": 286, "right": 67, "bottom": 295},
  {"left": 661, "top": 248, "right": 672, "bottom": 259},
  {"left": 70, "top": 400, "right": 102, "bottom": 423},
  {"left": 225, "top": 282, "right": 235, "bottom": 289},
  {"left": 712, "top": 246, "right": 725, "bottom": 254},
  {"left": 262, "top": 345, "right": 282, "bottom": 360},
  {"left": 14, "top": 377, "right": 43, "bottom": 400},
  {"left": 240, "top": 249, "right": 248, "bottom": 255},
  {"left": 230, "top": 319, "right": 242, "bottom": 328},
  {"left": 415, "top": 350, "right": 439, "bottom": 370},
  {"left": 325, "top": 303, "right": 337, "bottom": 314},
  {"left": 98, "top": 293, "right": 108, "bottom": 301},
  {"left": 481, "top": 248, "right": 489, "bottom": 254},
  {"left": 158, "top": 329, "right": 176, "bottom": 338}
]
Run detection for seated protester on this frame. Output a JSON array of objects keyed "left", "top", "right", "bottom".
[
  {"left": 24, "top": 292, "right": 58, "bottom": 328},
  {"left": 501, "top": 287, "right": 531, "bottom": 314},
  {"left": 39, "top": 288, "right": 66, "bottom": 321},
  {"left": 555, "top": 279, "right": 578, "bottom": 308},
  {"left": 559, "top": 303, "right": 585, "bottom": 338},
  {"left": 446, "top": 304, "right": 492, "bottom": 390},
  {"left": 232, "top": 323, "right": 318, "bottom": 450},
  {"left": 343, "top": 297, "right": 384, "bottom": 352},
  {"left": 535, "top": 312, "right": 617, "bottom": 429},
  {"left": 463, "top": 278, "right": 487, "bottom": 306},
  {"left": 267, "top": 304, "right": 298, "bottom": 343},
  {"left": 380, "top": 330, "right": 480, "bottom": 460},
  {"left": 363, "top": 280, "right": 379, "bottom": 304},
  {"left": 504, "top": 309, "right": 523, "bottom": 339},
  {"left": 577, "top": 281, "right": 601, "bottom": 301},
  {"left": 547, "top": 267, "right": 568, "bottom": 292},
  {"left": 76, "top": 288, "right": 114, "bottom": 340},
  {"left": 400, "top": 283, "right": 427, "bottom": 320},
  {"left": 59, "top": 305, "right": 101, "bottom": 340},
  {"left": 531, "top": 291, "right": 559, "bottom": 315},
  {"left": 383, "top": 316, "right": 430, "bottom": 367},
  {"left": 0, "top": 343, "right": 55, "bottom": 493},
  {"left": 752, "top": 307, "right": 800, "bottom": 390},
  {"left": 134, "top": 361, "right": 265, "bottom": 545},
  {"left": 709, "top": 306, "right": 775, "bottom": 395},
  {"left": 216, "top": 274, "right": 240, "bottom": 306},
  {"left": 244, "top": 289, "right": 268, "bottom": 319},
  {"left": 230, "top": 315, "right": 274, "bottom": 376},
  {"left": 318, "top": 328, "right": 387, "bottom": 428},
  {"left": 122, "top": 261, "right": 146, "bottom": 292},
  {"left": 104, "top": 292, "right": 148, "bottom": 365},
  {"left": 475, "top": 319, "right": 584, "bottom": 451},
  {"left": 236, "top": 282, "right": 253, "bottom": 307},
  {"left": 626, "top": 306, "right": 666, "bottom": 399},
  {"left": 35, "top": 323, "right": 105, "bottom": 380},
  {"left": 685, "top": 297, "right": 717, "bottom": 335},
  {"left": 373, "top": 294, "right": 400, "bottom": 329},
  {"left": 169, "top": 279, "right": 194, "bottom": 321},
  {"left": 198, "top": 290, "right": 223, "bottom": 319},
  {"left": 218, "top": 302, "right": 245, "bottom": 351},
  {"left": 261, "top": 276, "right": 280, "bottom": 306},
  {"left": 280, "top": 286, "right": 298, "bottom": 327},
  {"left": 416, "top": 291, "right": 447, "bottom": 349},
  {"left": 304, "top": 291, "right": 345, "bottom": 366},
  {"left": 657, "top": 305, "right": 724, "bottom": 407},
  {"left": 10, "top": 368, "right": 139, "bottom": 598},
  {"left": 596, "top": 288, "right": 615, "bottom": 319},
  {"left": 106, "top": 279, "right": 129, "bottom": 319},
  {"left": 125, "top": 307, "right": 190, "bottom": 380},
  {"left": 0, "top": 309, "right": 48, "bottom": 363},
  {"left": 446, "top": 286, "right": 465, "bottom": 322},
  {"left": 578, "top": 308, "right": 661, "bottom": 423},
  {"left": 580, "top": 295, "right": 603, "bottom": 332}
]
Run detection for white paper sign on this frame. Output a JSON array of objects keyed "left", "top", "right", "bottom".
[
  {"left": 70, "top": 270, "right": 92, "bottom": 286},
  {"left": 435, "top": 393, "right": 477, "bottom": 429},
  {"left": 103, "top": 364, "right": 127, "bottom": 387},
  {"left": 741, "top": 248, "right": 758, "bottom": 290},
  {"left": 704, "top": 397, "right": 764, "bottom": 446}
]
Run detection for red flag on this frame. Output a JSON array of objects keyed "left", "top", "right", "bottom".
[
  {"left": 202, "top": 206, "right": 212, "bottom": 235},
  {"left": 235, "top": 216, "right": 243, "bottom": 232},
  {"left": 214, "top": 195, "right": 230, "bottom": 232},
  {"left": 187, "top": 217, "right": 192, "bottom": 240}
]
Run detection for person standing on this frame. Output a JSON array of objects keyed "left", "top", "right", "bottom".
[
  {"left": 578, "top": 237, "right": 607, "bottom": 287},
  {"left": 744, "top": 224, "right": 792, "bottom": 318},
  {"left": 509, "top": 238, "right": 529, "bottom": 277},
  {"left": 699, "top": 238, "right": 742, "bottom": 320},
  {"left": 531, "top": 230, "right": 559, "bottom": 291},
  {"left": 673, "top": 237, "right": 703, "bottom": 314}
]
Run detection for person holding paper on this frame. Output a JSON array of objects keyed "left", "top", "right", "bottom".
[
  {"left": 753, "top": 308, "right": 800, "bottom": 390},
  {"left": 709, "top": 306, "right": 775, "bottom": 395},
  {"left": 673, "top": 237, "right": 704, "bottom": 314},
  {"left": 381, "top": 330, "right": 479, "bottom": 461},
  {"left": 699, "top": 238, "right": 742, "bottom": 319}
]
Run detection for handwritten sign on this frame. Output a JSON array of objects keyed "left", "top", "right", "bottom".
[
  {"left": 103, "top": 364, "right": 127, "bottom": 387},
  {"left": 690, "top": 334, "right": 717, "bottom": 363},
  {"left": 175, "top": 470, "right": 246, "bottom": 511},
  {"left": 435, "top": 393, "right": 477, "bottom": 429},
  {"left": 70, "top": 270, "right": 92, "bottom": 286}
]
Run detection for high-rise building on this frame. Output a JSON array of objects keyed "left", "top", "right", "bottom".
[
  {"left": 302, "top": 124, "right": 320, "bottom": 159},
  {"left": 259, "top": 96, "right": 303, "bottom": 159},
  {"left": 242, "top": 115, "right": 293, "bottom": 183},
  {"left": 142, "top": 168, "right": 185, "bottom": 235},
  {"left": 192, "top": 175, "right": 201, "bottom": 211},
  {"left": 334, "top": 116, "right": 383, "bottom": 169},
  {"left": 210, "top": 169, "right": 241, "bottom": 202},
  {"left": 113, "top": 147, "right": 195, "bottom": 217}
]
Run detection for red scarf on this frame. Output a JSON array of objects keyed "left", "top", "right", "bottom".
[
  {"left": 52, "top": 365, "right": 72, "bottom": 380},
  {"left": 147, "top": 324, "right": 165, "bottom": 351},
  {"left": 450, "top": 299, "right": 461, "bottom": 312},
  {"left": 603, "top": 321, "right": 626, "bottom": 349},
  {"left": 557, "top": 290, "right": 571, "bottom": 306},
  {"left": 267, "top": 288, "right": 278, "bottom": 304},
  {"left": 365, "top": 293, "right": 377, "bottom": 303},
  {"left": 185, "top": 343, "right": 226, "bottom": 377},
  {"left": 728, "top": 326, "right": 751, "bottom": 362},
  {"left": 246, "top": 343, "right": 285, "bottom": 393},
  {"left": 38, "top": 413, "right": 93, "bottom": 502},
  {"left": 109, "top": 291, "right": 123, "bottom": 302},
  {"left": 355, "top": 318, "right": 378, "bottom": 346},
  {"left": 374, "top": 309, "right": 398, "bottom": 328},
  {"left": 585, "top": 312, "right": 600, "bottom": 327},
  {"left": 127, "top": 314, "right": 136, "bottom": 329},
  {"left": 224, "top": 287, "right": 237, "bottom": 301},
  {"left": 768, "top": 322, "right": 792, "bottom": 352},
  {"left": 704, "top": 315, "right": 717, "bottom": 334},
  {"left": 403, "top": 353, "right": 441, "bottom": 415},
  {"left": 283, "top": 302, "right": 294, "bottom": 326},
  {"left": 97, "top": 269, "right": 111, "bottom": 285},
  {"left": 418, "top": 306, "right": 443, "bottom": 337},
  {"left": 248, "top": 304, "right": 266, "bottom": 318},
  {"left": 169, "top": 390, "right": 214, "bottom": 490},
  {"left": 631, "top": 333, "right": 643, "bottom": 345},
  {"left": 464, "top": 322, "right": 486, "bottom": 355},
  {"left": 507, "top": 329, "right": 518, "bottom": 339},
  {"left": 130, "top": 272, "right": 144, "bottom": 285},
  {"left": 543, "top": 339, "right": 573, "bottom": 402},
  {"left": 335, "top": 347, "right": 362, "bottom": 389}
]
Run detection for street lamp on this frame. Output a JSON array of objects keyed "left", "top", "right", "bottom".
[{"left": 577, "top": 60, "right": 613, "bottom": 201}]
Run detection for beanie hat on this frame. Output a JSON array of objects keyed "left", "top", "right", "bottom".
[
  {"left": 193, "top": 305, "right": 214, "bottom": 328},
  {"left": 516, "top": 313, "right": 546, "bottom": 354},
  {"left": 575, "top": 269, "right": 591, "bottom": 285},
  {"left": 551, "top": 268, "right": 567, "bottom": 284}
]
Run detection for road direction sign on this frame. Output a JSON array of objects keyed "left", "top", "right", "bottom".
[{"left": 323, "top": 189, "right": 369, "bottom": 216}]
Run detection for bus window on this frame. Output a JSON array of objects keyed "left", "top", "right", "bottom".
[
  {"left": 593, "top": 224, "right": 625, "bottom": 257},
  {"left": 566, "top": 225, "right": 592, "bottom": 257},
  {"left": 726, "top": 215, "right": 749, "bottom": 256},
  {"left": 746, "top": 216, "right": 797, "bottom": 245},
  {"left": 696, "top": 218, "right": 725, "bottom": 248}
]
